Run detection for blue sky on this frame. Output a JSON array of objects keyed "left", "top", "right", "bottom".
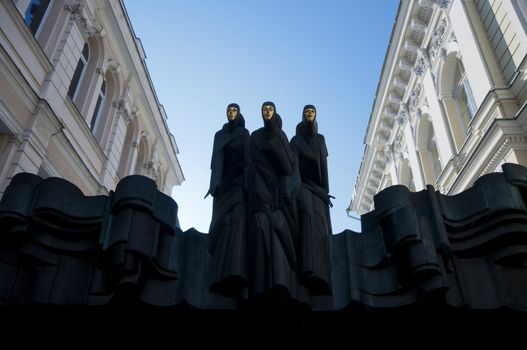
[{"left": 124, "top": 1, "right": 400, "bottom": 233}]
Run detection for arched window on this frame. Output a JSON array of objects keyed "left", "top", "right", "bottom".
[
  {"left": 94, "top": 68, "right": 120, "bottom": 144},
  {"left": 24, "top": 0, "right": 51, "bottom": 35},
  {"left": 439, "top": 43, "right": 477, "bottom": 151},
  {"left": 90, "top": 80, "right": 106, "bottom": 134},
  {"left": 399, "top": 158, "right": 415, "bottom": 191},
  {"left": 380, "top": 176, "right": 392, "bottom": 192},
  {"left": 155, "top": 165, "right": 166, "bottom": 192},
  {"left": 452, "top": 60, "right": 476, "bottom": 134},
  {"left": 0, "top": 134, "right": 9, "bottom": 169},
  {"left": 135, "top": 136, "right": 148, "bottom": 175},
  {"left": 429, "top": 134, "right": 442, "bottom": 180},
  {"left": 416, "top": 115, "right": 442, "bottom": 184},
  {"left": 67, "top": 43, "right": 89, "bottom": 100},
  {"left": 117, "top": 118, "right": 137, "bottom": 178}
]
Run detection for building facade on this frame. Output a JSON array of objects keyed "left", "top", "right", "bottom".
[
  {"left": 0, "top": 0, "right": 184, "bottom": 197},
  {"left": 349, "top": 0, "right": 527, "bottom": 216}
]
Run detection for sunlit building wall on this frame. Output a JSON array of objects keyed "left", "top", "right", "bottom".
[
  {"left": 0, "top": 0, "right": 184, "bottom": 197},
  {"left": 349, "top": 0, "right": 527, "bottom": 215}
]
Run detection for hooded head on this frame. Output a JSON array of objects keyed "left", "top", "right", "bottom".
[
  {"left": 262, "top": 101, "right": 276, "bottom": 121},
  {"left": 227, "top": 103, "right": 240, "bottom": 121},
  {"left": 261, "top": 101, "right": 282, "bottom": 133},
  {"left": 225, "top": 103, "right": 245, "bottom": 132},
  {"left": 303, "top": 104, "right": 316, "bottom": 123},
  {"left": 297, "top": 104, "right": 318, "bottom": 137}
]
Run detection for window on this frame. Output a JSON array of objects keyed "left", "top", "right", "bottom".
[
  {"left": 429, "top": 135, "right": 441, "bottom": 179},
  {"left": 135, "top": 137, "right": 148, "bottom": 175},
  {"left": 452, "top": 61, "right": 476, "bottom": 133},
  {"left": 24, "top": 0, "right": 51, "bottom": 35},
  {"left": 90, "top": 80, "right": 106, "bottom": 133},
  {"left": 399, "top": 158, "right": 415, "bottom": 191},
  {"left": 117, "top": 119, "right": 137, "bottom": 178},
  {"left": 67, "top": 43, "right": 89, "bottom": 100}
]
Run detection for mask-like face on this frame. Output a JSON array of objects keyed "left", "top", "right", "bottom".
[
  {"left": 262, "top": 105, "right": 275, "bottom": 120},
  {"left": 227, "top": 106, "right": 238, "bottom": 120},
  {"left": 304, "top": 108, "right": 316, "bottom": 122}
]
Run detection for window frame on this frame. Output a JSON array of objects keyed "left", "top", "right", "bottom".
[
  {"left": 24, "top": 0, "right": 52, "bottom": 36},
  {"left": 90, "top": 79, "right": 106, "bottom": 134},
  {"left": 452, "top": 61, "right": 477, "bottom": 134},
  {"left": 429, "top": 135, "right": 442, "bottom": 180},
  {"left": 67, "top": 43, "right": 90, "bottom": 101}
]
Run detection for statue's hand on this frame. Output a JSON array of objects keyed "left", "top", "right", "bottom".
[
  {"left": 328, "top": 194, "right": 335, "bottom": 208},
  {"left": 212, "top": 185, "right": 220, "bottom": 197},
  {"left": 204, "top": 185, "right": 219, "bottom": 199}
]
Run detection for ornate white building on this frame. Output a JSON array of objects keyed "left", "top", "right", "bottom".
[
  {"left": 0, "top": 0, "right": 184, "bottom": 197},
  {"left": 349, "top": 0, "right": 527, "bottom": 216}
]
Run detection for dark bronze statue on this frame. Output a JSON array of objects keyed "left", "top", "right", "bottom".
[
  {"left": 207, "top": 103, "right": 250, "bottom": 296},
  {"left": 290, "top": 105, "right": 332, "bottom": 295},
  {"left": 247, "top": 102, "right": 299, "bottom": 297}
]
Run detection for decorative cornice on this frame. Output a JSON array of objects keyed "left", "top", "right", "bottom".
[
  {"left": 379, "top": 120, "right": 392, "bottom": 133},
  {"left": 451, "top": 152, "right": 466, "bottom": 173},
  {"left": 418, "top": 0, "right": 435, "bottom": 8},
  {"left": 384, "top": 147, "right": 394, "bottom": 164},
  {"left": 143, "top": 160, "right": 158, "bottom": 181},
  {"left": 130, "top": 105, "right": 139, "bottom": 120},
  {"left": 365, "top": 188, "right": 376, "bottom": 196},
  {"left": 439, "top": 48, "right": 448, "bottom": 61},
  {"left": 415, "top": 108, "right": 423, "bottom": 120},
  {"left": 113, "top": 99, "right": 131, "bottom": 125},
  {"left": 388, "top": 92, "right": 402, "bottom": 104},
  {"left": 107, "top": 59, "right": 121, "bottom": 73},
  {"left": 65, "top": 2, "right": 95, "bottom": 37},
  {"left": 482, "top": 136, "right": 527, "bottom": 175},
  {"left": 393, "top": 134, "right": 404, "bottom": 155},
  {"left": 397, "top": 103, "right": 409, "bottom": 126},
  {"left": 409, "top": 83, "right": 423, "bottom": 114},
  {"left": 384, "top": 108, "right": 397, "bottom": 120},
  {"left": 404, "top": 40, "right": 419, "bottom": 53},
  {"left": 414, "top": 59, "right": 425, "bottom": 76},
  {"left": 353, "top": 0, "right": 443, "bottom": 214},
  {"left": 429, "top": 17, "right": 447, "bottom": 60},
  {"left": 371, "top": 170, "right": 382, "bottom": 181},
  {"left": 437, "top": 0, "right": 452, "bottom": 10},
  {"left": 399, "top": 59, "right": 414, "bottom": 73},
  {"left": 414, "top": 50, "right": 430, "bottom": 77},
  {"left": 410, "top": 18, "right": 427, "bottom": 34},
  {"left": 440, "top": 32, "right": 458, "bottom": 62},
  {"left": 393, "top": 77, "right": 407, "bottom": 89}
]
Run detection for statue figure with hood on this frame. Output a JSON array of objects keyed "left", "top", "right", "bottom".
[
  {"left": 246, "top": 101, "right": 300, "bottom": 297},
  {"left": 207, "top": 103, "right": 250, "bottom": 297},
  {"left": 290, "top": 104, "right": 332, "bottom": 295}
]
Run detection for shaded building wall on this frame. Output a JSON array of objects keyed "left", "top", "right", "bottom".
[{"left": 0, "top": 0, "right": 184, "bottom": 198}]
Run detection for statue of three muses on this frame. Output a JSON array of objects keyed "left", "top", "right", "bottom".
[{"left": 207, "top": 101, "right": 333, "bottom": 301}]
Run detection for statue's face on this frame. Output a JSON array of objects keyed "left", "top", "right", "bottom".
[
  {"left": 262, "top": 105, "right": 275, "bottom": 120},
  {"left": 304, "top": 108, "right": 316, "bottom": 122},
  {"left": 227, "top": 106, "right": 238, "bottom": 120}
]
